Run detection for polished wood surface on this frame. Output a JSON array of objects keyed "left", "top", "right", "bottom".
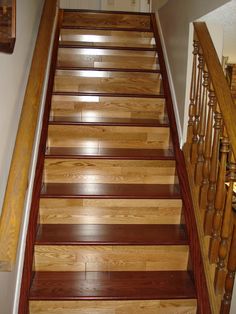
[
  {"left": 34, "top": 245, "right": 189, "bottom": 271},
  {"left": 47, "top": 125, "right": 171, "bottom": 149},
  {"left": 30, "top": 271, "right": 196, "bottom": 300},
  {"left": 53, "top": 70, "right": 163, "bottom": 95},
  {"left": 41, "top": 183, "right": 181, "bottom": 199},
  {"left": 39, "top": 198, "right": 182, "bottom": 225},
  {"left": 62, "top": 12, "right": 151, "bottom": 30},
  {"left": 43, "top": 159, "right": 176, "bottom": 184},
  {"left": 60, "top": 29, "right": 155, "bottom": 49},
  {"left": 30, "top": 299, "right": 197, "bottom": 314},
  {"left": 50, "top": 95, "right": 166, "bottom": 120},
  {"left": 57, "top": 48, "right": 159, "bottom": 70},
  {"left": 0, "top": 0, "right": 58, "bottom": 271}
]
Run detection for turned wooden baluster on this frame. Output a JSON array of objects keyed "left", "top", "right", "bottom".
[
  {"left": 195, "top": 66, "right": 209, "bottom": 185},
  {"left": 199, "top": 83, "right": 215, "bottom": 211},
  {"left": 190, "top": 50, "right": 204, "bottom": 165},
  {"left": 204, "top": 107, "right": 222, "bottom": 235},
  {"left": 214, "top": 153, "right": 236, "bottom": 294},
  {"left": 209, "top": 128, "right": 230, "bottom": 263},
  {"left": 220, "top": 222, "right": 236, "bottom": 314},
  {"left": 186, "top": 40, "right": 199, "bottom": 151}
]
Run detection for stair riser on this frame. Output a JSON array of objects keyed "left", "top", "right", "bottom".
[
  {"left": 34, "top": 245, "right": 189, "bottom": 272},
  {"left": 30, "top": 300, "right": 197, "bottom": 314},
  {"left": 60, "top": 29, "right": 155, "bottom": 49},
  {"left": 53, "top": 70, "right": 162, "bottom": 95},
  {"left": 51, "top": 96, "right": 166, "bottom": 119},
  {"left": 57, "top": 48, "right": 158, "bottom": 70},
  {"left": 43, "top": 159, "right": 177, "bottom": 184},
  {"left": 39, "top": 198, "right": 182, "bottom": 225},
  {"left": 47, "top": 125, "right": 171, "bottom": 149}
]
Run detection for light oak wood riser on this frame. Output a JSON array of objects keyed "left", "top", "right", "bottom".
[
  {"left": 39, "top": 198, "right": 182, "bottom": 225},
  {"left": 43, "top": 159, "right": 177, "bottom": 184},
  {"left": 30, "top": 299, "right": 197, "bottom": 314},
  {"left": 47, "top": 125, "right": 171, "bottom": 149},
  {"left": 57, "top": 48, "right": 158, "bottom": 70},
  {"left": 60, "top": 29, "right": 155, "bottom": 48},
  {"left": 50, "top": 96, "right": 166, "bottom": 119},
  {"left": 53, "top": 70, "right": 162, "bottom": 95},
  {"left": 34, "top": 245, "right": 189, "bottom": 272}
]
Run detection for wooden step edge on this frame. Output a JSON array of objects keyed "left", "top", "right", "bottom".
[
  {"left": 61, "top": 26, "right": 152, "bottom": 32},
  {"left": 45, "top": 147, "right": 175, "bottom": 160},
  {"left": 63, "top": 9, "right": 152, "bottom": 16},
  {"left": 52, "top": 91, "right": 166, "bottom": 98},
  {"left": 40, "top": 183, "right": 181, "bottom": 199},
  {"left": 35, "top": 224, "right": 188, "bottom": 246},
  {"left": 58, "top": 44, "right": 157, "bottom": 51},
  {"left": 48, "top": 116, "right": 169, "bottom": 127},
  {"left": 56, "top": 66, "right": 160, "bottom": 73},
  {"left": 29, "top": 271, "right": 196, "bottom": 301}
]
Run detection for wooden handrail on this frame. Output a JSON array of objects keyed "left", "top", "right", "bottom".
[
  {"left": 193, "top": 22, "right": 236, "bottom": 158},
  {"left": 0, "top": 0, "right": 58, "bottom": 271}
]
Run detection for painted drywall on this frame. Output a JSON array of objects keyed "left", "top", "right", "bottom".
[
  {"left": 152, "top": 0, "right": 230, "bottom": 141},
  {"left": 59, "top": 0, "right": 100, "bottom": 9},
  {"left": 0, "top": 0, "right": 44, "bottom": 313}
]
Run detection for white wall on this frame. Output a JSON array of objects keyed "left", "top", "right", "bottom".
[
  {"left": 60, "top": 0, "right": 100, "bottom": 9},
  {"left": 152, "top": 0, "right": 230, "bottom": 142},
  {"left": 0, "top": 0, "right": 44, "bottom": 313}
]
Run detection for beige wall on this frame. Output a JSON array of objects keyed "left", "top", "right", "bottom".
[
  {"left": 0, "top": 0, "right": 44, "bottom": 313},
  {"left": 152, "top": 0, "right": 230, "bottom": 139},
  {"left": 60, "top": 0, "right": 100, "bottom": 9}
]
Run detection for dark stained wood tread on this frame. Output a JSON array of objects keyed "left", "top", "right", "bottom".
[
  {"left": 30, "top": 271, "right": 196, "bottom": 300},
  {"left": 45, "top": 147, "right": 175, "bottom": 160},
  {"left": 53, "top": 91, "right": 166, "bottom": 98},
  {"left": 48, "top": 116, "right": 169, "bottom": 127},
  {"left": 61, "top": 26, "right": 152, "bottom": 32},
  {"left": 41, "top": 183, "right": 181, "bottom": 199},
  {"left": 56, "top": 66, "right": 160, "bottom": 73},
  {"left": 58, "top": 44, "right": 157, "bottom": 51},
  {"left": 36, "top": 224, "right": 187, "bottom": 245}
]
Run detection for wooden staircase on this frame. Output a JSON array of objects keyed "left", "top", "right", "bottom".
[{"left": 21, "top": 10, "right": 198, "bottom": 314}]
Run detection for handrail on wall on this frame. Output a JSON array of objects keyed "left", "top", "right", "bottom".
[{"left": 0, "top": 0, "right": 58, "bottom": 272}]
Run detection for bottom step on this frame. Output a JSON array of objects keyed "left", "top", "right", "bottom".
[
  {"left": 30, "top": 271, "right": 196, "bottom": 300},
  {"left": 30, "top": 299, "right": 197, "bottom": 314}
]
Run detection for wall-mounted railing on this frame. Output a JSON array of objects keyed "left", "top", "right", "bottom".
[
  {"left": 0, "top": 0, "right": 58, "bottom": 271},
  {"left": 183, "top": 22, "right": 236, "bottom": 314}
]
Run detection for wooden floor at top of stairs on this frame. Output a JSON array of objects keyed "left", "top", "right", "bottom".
[
  {"left": 35, "top": 224, "right": 187, "bottom": 245},
  {"left": 45, "top": 147, "right": 175, "bottom": 160},
  {"left": 29, "top": 271, "right": 196, "bottom": 301},
  {"left": 48, "top": 116, "right": 169, "bottom": 127},
  {"left": 41, "top": 183, "right": 181, "bottom": 199}
]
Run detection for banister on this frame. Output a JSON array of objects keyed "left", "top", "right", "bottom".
[
  {"left": 193, "top": 22, "right": 236, "bottom": 159},
  {"left": 0, "top": 0, "right": 58, "bottom": 271}
]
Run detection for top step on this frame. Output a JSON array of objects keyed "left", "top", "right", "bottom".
[{"left": 62, "top": 11, "right": 152, "bottom": 31}]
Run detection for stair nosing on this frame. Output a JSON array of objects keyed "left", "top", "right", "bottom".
[
  {"left": 56, "top": 66, "right": 160, "bottom": 73},
  {"left": 61, "top": 26, "right": 152, "bottom": 32},
  {"left": 58, "top": 44, "right": 157, "bottom": 51},
  {"left": 52, "top": 92, "right": 166, "bottom": 98}
]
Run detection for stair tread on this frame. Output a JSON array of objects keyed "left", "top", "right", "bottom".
[
  {"left": 49, "top": 116, "right": 169, "bottom": 127},
  {"left": 58, "top": 43, "right": 157, "bottom": 51},
  {"left": 45, "top": 147, "right": 175, "bottom": 160},
  {"left": 36, "top": 224, "right": 187, "bottom": 245},
  {"left": 41, "top": 183, "right": 181, "bottom": 199},
  {"left": 30, "top": 271, "right": 196, "bottom": 300}
]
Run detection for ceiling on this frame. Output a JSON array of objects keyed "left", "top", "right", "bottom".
[{"left": 201, "top": 0, "right": 236, "bottom": 63}]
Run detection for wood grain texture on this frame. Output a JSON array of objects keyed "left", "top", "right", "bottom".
[
  {"left": 50, "top": 95, "right": 166, "bottom": 120},
  {"left": 53, "top": 70, "right": 163, "bottom": 95},
  {"left": 43, "top": 159, "right": 177, "bottom": 184},
  {"left": 34, "top": 245, "right": 189, "bottom": 271},
  {"left": 29, "top": 271, "right": 196, "bottom": 300},
  {"left": 47, "top": 125, "right": 171, "bottom": 149},
  {"left": 62, "top": 12, "right": 151, "bottom": 30},
  {"left": 39, "top": 198, "right": 182, "bottom": 225},
  {"left": 41, "top": 183, "right": 181, "bottom": 199},
  {"left": 29, "top": 299, "right": 197, "bottom": 314},
  {"left": 60, "top": 29, "right": 155, "bottom": 48},
  {"left": 0, "top": 0, "right": 58, "bottom": 271},
  {"left": 194, "top": 22, "right": 236, "bottom": 158}
]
